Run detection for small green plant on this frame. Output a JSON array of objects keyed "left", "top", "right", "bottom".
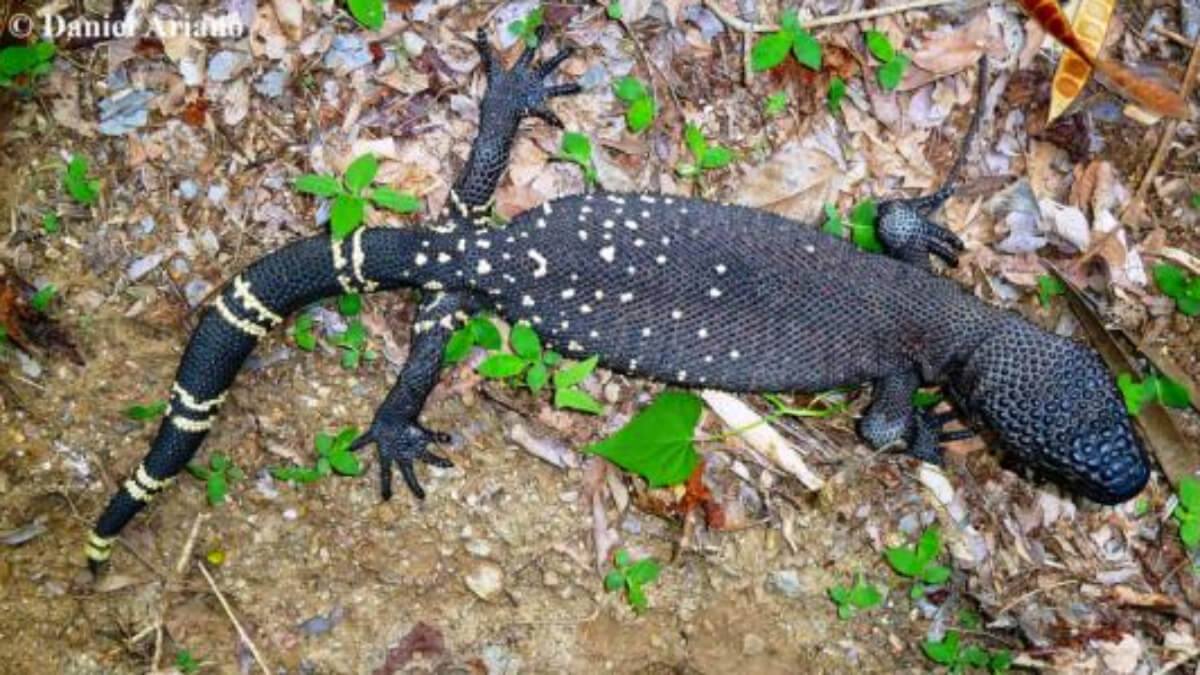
[
  {"left": 604, "top": 548, "right": 661, "bottom": 612},
  {"left": 332, "top": 319, "right": 376, "bottom": 369},
  {"left": 508, "top": 5, "right": 544, "bottom": 48},
  {"left": 885, "top": 526, "right": 951, "bottom": 599},
  {"left": 124, "top": 399, "right": 168, "bottom": 422},
  {"left": 751, "top": 10, "right": 821, "bottom": 72},
  {"left": 1174, "top": 476, "right": 1200, "bottom": 549},
  {"left": 338, "top": 292, "right": 362, "bottom": 316},
  {"left": 911, "top": 390, "right": 944, "bottom": 409},
  {"left": 292, "top": 314, "right": 318, "bottom": 351},
  {"left": 827, "top": 76, "right": 847, "bottom": 114},
  {"left": 1153, "top": 262, "right": 1200, "bottom": 316},
  {"left": 64, "top": 155, "right": 100, "bottom": 206},
  {"left": 175, "top": 648, "right": 199, "bottom": 674},
  {"left": 347, "top": 0, "right": 384, "bottom": 30},
  {"left": 865, "top": 30, "right": 909, "bottom": 91},
  {"left": 1191, "top": 192, "right": 1200, "bottom": 210},
  {"left": 556, "top": 131, "right": 598, "bottom": 185},
  {"left": 822, "top": 200, "right": 882, "bottom": 252},
  {"left": 272, "top": 427, "right": 364, "bottom": 484},
  {"left": 0, "top": 41, "right": 55, "bottom": 89},
  {"left": 42, "top": 212, "right": 60, "bottom": 234},
  {"left": 586, "top": 391, "right": 700, "bottom": 486},
  {"left": 186, "top": 454, "right": 244, "bottom": 506},
  {"left": 293, "top": 154, "right": 421, "bottom": 240},
  {"left": 764, "top": 92, "right": 788, "bottom": 117},
  {"left": 676, "top": 123, "right": 734, "bottom": 178},
  {"left": 30, "top": 284, "right": 55, "bottom": 313},
  {"left": 828, "top": 573, "right": 883, "bottom": 620},
  {"left": 475, "top": 321, "right": 603, "bottom": 413},
  {"left": 444, "top": 315, "right": 503, "bottom": 364},
  {"left": 613, "top": 75, "right": 656, "bottom": 133},
  {"left": 1036, "top": 274, "right": 1066, "bottom": 308},
  {"left": 606, "top": 1, "right": 622, "bottom": 20},
  {"left": 1118, "top": 371, "right": 1192, "bottom": 416},
  {"left": 1134, "top": 497, "right": 1149, "bottom": 517},
  {"left": 821, "top": 203, "right": 844, "bottom": 236},
  {"left": 922, "top": 631, "right": 1013, "bottom": 674}
]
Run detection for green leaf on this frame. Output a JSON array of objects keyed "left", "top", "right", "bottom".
[
  {"left": 911, "top": 390, "right": 943, "bottom": 409},
  {"left": 828, "top": 585, "right": 850, "bottom": 604},
  {"left": 624, "top": 558, "right": 661, "bottom": 585},
  {"left": 338, "top": 292, "right": 362, "bottom": 316},
  {"left": 525, "top": 361, "right": 549, "bottom": 393},
  {"left": 864, "top": 30, "right": 895, "bottom": 62},
  {"left": 877, "top": 53, "right": 909, "bottom": 91},
  {"left": 604, "top": 570, "right": 626, "bottom": 591},
  {"left": 271, "top": 465, "right": 323, "bottom": 483},
  {"left": 626, "top": 582, "right": 649, "bottom": 612},
  {"left": 478, "top": 353, "right": 529, "bottom": 378},
  {"left": 778, "top": 9, "right": 801, "bottom": 35},
  {"left": 827, "top": 76, "right": 846, "bottom": 114},
  {"left": 336, "top": 320, "right": 367, "bottom": 350},
  {"left": 701, "top": 147, "right": 734, "bottom": 170},
  {"left": 554, "top": 387, "right": 604, "bottom": 414},
  {"left": 330, "top": 194, "right": 365, "bottom": 240},
  {"left": 626, "top": 96, "right": 656, "bottom": 133},
  {"left": 30, "top": 284, "right": 55, "bottom": 313},
  {"left": 1154, "top": 262, "right": 1187, "bottom": 298},
  {"left": 553, "top": 355, "right": 599, "bottom": 389},
  {"left": 369, "top": 187, "right": 421, "bottom": 214},
  {"left": 293, "top": 174, "right": 342, "bottom": 197},
  {"left": 343, "top": 154, "right": 379, "bottom": 193},
  {"left": 293, "top": 314, "right": 317, "bottom": 351},
  {"left": 1118, "top": 373, "right": 1150, "bottom": 415},
  {"left": 764, "top": 92, "right": 788, "bottom": 117},
  {"left": 42, "top": 212, "right": 60, "bottom": 234},
  {"left": 65, "top": 155, "right": 98, "bottom": 205},
  {"left": 561, "top": 131, "right": 593, "bottom": 164},
  {"left": 922, "top": 564, "right": 951, "bottom": 585},
  {"left": 1183, "top": 516, "right": 1200, "bottom": 549},
  {"left": 958, "top": 609, "right": 982, "bottom": 630},
  {"left": 443, "top": 327, "right": 474, "bottom": 364},
  {"left": 750, "top": 31, "right": 792, "bottom": 72},
  {"left": 327, "top": 447, "right": 363, "bottom": 476},
  {"left": 347, "top": 0, "right": 384, "bottom": 29},
  {"left": 1036, "top": 274, "right": 1067, "bottom": 308},
  {"left": 1180, "top": 476, "right": 1200, "bottom": 510},
  {"left": 821, "top": 203, "right": 844, "bottom": 237},
  {"left": 584, "top": 391, "right": 701, "bottom": 486},
  {"left": 315, "top": 431, "right": 334, "bottom": 457},
  {"left": 206, "top": 471, "right": 229, "bottom": 505},
  {"left": 469, "top": 317, "right": 502, "bottom": 351},
  {"left": 836, "top": 603, "right": 853, "bottom": 620},
  {"left": 614, "top": 549, "right": 631, "bottom": 567},
  {"left": 186, "top": 462, "right": 210, "bottom": 480},
  {"left": 849, "top": 199, "right": 882, "bottom": 252},
  {"left": 962, "top": 645, "right": 990, "bottom": 668},
  {"left": 333, "top": 426, "right": 358, "bottom": 452},
  {"left": 885, "top": 547, "right": 923, "bottom": 577},
  {"left": 542, "top": 350, "right": 562, "bottom": 366},
  {"left": 922, "top": 631, "right": 961, "bottom": 665},
  {"left": 176, "top": 649, "right": 199, "bottom": 674},
  {"left": 607, "top": 1, "right": 622, "bottom": 20},
  {"left": 916, "top": 526, "right": 941, "bottom": 565},
  {"left": 989, "top": 650, "right": 1014, "bottom": 673},
  {"left": 510, "top": 322, "right": 542, "bottom": 360},
  {"left": 1179, "top": 295, "right": 1200, "bottom": 316},
  {"left": 1156, "top": 375, "right": 1193, "bottom": 409},
  {"left": 125, "top": 400, "right": 168, "bottom": 421},
  {"left": 848, "top": 576, "right": 882, "bottom": 608},
  {"left": 684, "top": 123, "right": 707, "bottom": 160},
  {"left": 790, "top": 29, "right": 822, "bottom": 70},
  {"left": 613, "top": 75, "right": 649, "bottom": 103}
]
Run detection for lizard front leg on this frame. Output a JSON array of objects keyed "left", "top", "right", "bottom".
[
  {"left": 446, "top": 27, "right": 582, "bottom": 227},
  {"left": 859, "top": 371, "right": 974, "bottom": 465},
  {"left": 350, "top": 291, "right": 480, "bottom": 500}
]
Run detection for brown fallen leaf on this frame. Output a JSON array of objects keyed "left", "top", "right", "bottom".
[{"left": 0, "top": 268, "right": 83, "bottom": 365}]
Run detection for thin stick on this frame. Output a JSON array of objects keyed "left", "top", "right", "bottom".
[
  {"left": 198, "top": 562, "right": 271, "bottom": 675},
  {"left": 702, "top": 0, "right": 959, "bottom": 34}
]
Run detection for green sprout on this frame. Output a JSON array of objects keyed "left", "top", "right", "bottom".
[
  {"left": 676, "top": 123, "right": 735, "bottom": 178},
  {"left": 821, "top": 200, "right": 882, "bottom": 252},
  {"left": 331, "top": 319, "right": 376, "bottom": 369},
  {"left": 186, "top": 454, "right": 244, "bottom": 506},
  {"left": 30, "top": 285, "right": 55, "bottom": 313},
  {"left": 42, "top": 212, "right": 60, "bottom": 234},
  {"left": 604, "top": 548, "right": 662, "bottom": 612},
  {"left": 347, "top": 0, "right": 384, "bottom": 30},
  {"left": 1117, "top": 371, "right": 1192, "bottom": 416},
  {"left": 827, "top": 76, "right": 847, "bottom": 114},
  {"left": 613, "top": 75, "right": 656, "bottom": 133},
  {"left": 556, "top": 131, "right": 598, "bottom": 186},
  {"left": 475, "top": 321, "right": 603, "bottom": 413},
  {"left": 865, "top": 30, "right": 909, "bottom": 91},
  {"left": 828, "top": 573, "right": 883, "bottom": 620},
  {"left": 175, "top": 649, "right": 199, "bottom": 674},
  {"left": 292, "top": 314, "right": 318, "bottom": 351},
  {"left": 885, "top": 526, "right": 951, "bottom": 599},
  {"left": 1174, "top": 476, "right": 1200, "bottom": 549},
  {"left": 508, "top": 5, "right": 544, "bottom": 48},
  {"left": 124, "top": 400, "right": 168, "bottom": 422},
  {"left": 0, "top": 41, "right": 55, "bottom": 90},
  {"left": 750, "top": 10, "right": 821, "bottom": 72},
  {"left": 293, "top": 153, "right": 421, "bottom": 240},
  {"left": 764, "top": 92, "right": 788, "bottom": 117},
  {"left": 1036, "top": 274, "right": 1067, "bottom": 308},
  {"left": 444, "top": 315, "right": 503, "bottom": 364},
  {"left": 64, "top": 155, "right": 100, "bottom": 206},
  {"left": 922, "top": 631, "right": 1013, "bottom": 674},
  {"left": 271, "top": 427, "right": 364, "bottom": 484},
  {"left": 1153, "top": 262, "right": 1200, "bottom": 316}
]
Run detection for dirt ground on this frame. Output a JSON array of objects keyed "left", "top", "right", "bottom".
[{"left": 3, "top": 0, "right": 1200, "bottom": 673}]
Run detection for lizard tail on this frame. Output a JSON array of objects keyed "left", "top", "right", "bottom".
[{"left": 87, "top": 228, "right": 457, "bottom": 572}]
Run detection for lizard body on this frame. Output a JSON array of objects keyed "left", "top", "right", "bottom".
[{"left": 86, "top": 28, "right": 1149, "bottom": 570}]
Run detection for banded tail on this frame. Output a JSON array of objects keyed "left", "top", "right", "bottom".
[
  {"left": 87, "top": 227, "right": 461, "bottom": 571},
  {"left": 1014, "top": 0, "right": 1191, "bottom": 118}
]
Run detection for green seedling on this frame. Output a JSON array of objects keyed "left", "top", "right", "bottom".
[
  {"left": 293, "top": 314, "right": 318, "bottom": 351},
  {"left": 676, "top": 123, "right": 735, "bottom": 178},
  {"left": 821, "top": 200, "right": 882, "bottom": 252},
  {"left": 922, "top": 631, "right": 1013, "bottom": 674},
  {"left": 1118, "top": 371, "right": 1192, "bottom": 416},
  {"left": 338, "top": 292, "right": 362, "bottom": 317},
  {"left": 821, "top": 203, "right": 844, "bottom": 237},
  {"left": 586, "top": 391, "right": 700, "bottom": 486},
  {"left": 1153, "top": 262, "right": 1200, "bottom": 316},
  {"left": 604, "top": 548, "right": 661, "bottom": 613},
  {"left": 606, "top": 1, "right": 622, "bottom": 20},
  {"left": 331, "top": 319, "right": 376, "bottom": 369},
  {"left": 1174, "top": 476, "right": 1200, "bottom": 549},
  {"left": 827, "top": 76, "right": 847, "bottom": 114},
  {"left": 1036, "top": 274, "right": 1066, "bottom": 308},
  {"left": 751, "top": 10, "right": 821, "bottom": 72},
  {"left": 125, "top": 400, "right": 168, "bottom": 422},
  {"left": 64, "top": 155, "right": 100, "bottom": 206},
  {"left": 272, "top": 427, "right": 363, "bottom": 484},
  {"left": 444, "top": 315, "right": 503, "bottom": 364},
  {"left": 476, "top": 321, "right": 603, "bottom": 413},
  {"left": 293, "top": 153, "right": 421, "bottom": 240},
  {"left": 508, "top": 5, "right": 544, "bottom": 48},
  {"left": 865, "top": 30, "right": 909, "bottom": 91},
  {"left": 186, "top": 454, "right": 243, "bottom": 506},
  {"left": 30, "top": 284, "right": 55, "bottom": 313},
  {"left": 828, "top": 573, "right": 883, "bottom": 620},
  {"left": 556, "top": 131, "right": 598, "bottom": 186},
  {"left": 911, "top": 390, "right": 944, "bottom": 409},
  {"left": 885, "top": 526, "right": 951, "bottom": 599},
  {"left": 175, "top": 649, "right": 199, "bottom": 674},
  {"left": 613, "top": 75, "right": 656, "bottom": 133},
  {"left": 347, "top": 0, "right": 384, "bottom": 29},
  {"left": 42, "top": 212, "right": 60, "bottom": 234},
  {"left": 0, "top": 41, "right": 55, "bottom": 90},
  {"left": 764, "top": 92, "right": 788, "bottom": 117}
]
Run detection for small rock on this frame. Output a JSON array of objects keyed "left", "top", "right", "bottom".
[
  {"left": 198, "top": 229, "right": 220, "bottom": 256},
  {"left": 178, "top": 179, "right": 200, "bottom": 200},
  {"left": 767, "top": 569, "right": 803, "bottom": 598},
  {"left": 255, "top": 69, "right": 287, "bottom": 99},
  {"left": 464, "top": 562, "right": 504, "bottom": 600},
  {"left": 465, "top": 539, "right": 491, "bottom": 557},
  {"left": 897, "top": 513, "right": 920, "bottom": 535},
  {"left": 139, "top": 216, "right": 156, "bottom": 234},
  {"left": 184, "top": 279, "right": 214, "bottom": 306},
  {"left": 16, "top": 352, "right": 42, "bottom": 378},
  {"left": 98, "top": 89, "right": 155, "bottom": 135},
  {"left": 207, "top": 183, "right": 228, "bottom": 205},
  {"left": 401, "top": 31, "right": 426, "bottom": 55},
  {"left": 742, "top": 633, "right": 766, "bottom": 656},
  {"left": 207, "top": 50, "right": 250, "bottom": 82},
  {"left": 323, "top": 35, "right": 372, "bottom": 73},
  {"left": 127, "top": 252, "right": 165, "bottom": 281}
]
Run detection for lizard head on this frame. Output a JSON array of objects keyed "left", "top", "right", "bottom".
[{"left": 960, "top": 320, "right": 1150, "bottom": 505}]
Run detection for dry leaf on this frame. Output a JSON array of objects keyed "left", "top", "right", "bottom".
[
  {"left": 738, "top": 117, "right": 857, "bottom": 222},
  {"left": 272, "top": 0, "right": 304, "bottom": 42}
]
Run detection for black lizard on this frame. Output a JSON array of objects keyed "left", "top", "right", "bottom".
[{"left": 85, "top": 28, "right": 1150, "bottom": 570}]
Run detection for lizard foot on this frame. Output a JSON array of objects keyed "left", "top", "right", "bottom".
[
  {"left": 471, "top": 26, "right": 582, "bottom": 127},
  {"left": 877, "top": 198, "right": 965, "bottom": 268},
  {"left": 350, "top": 419, "right": 453, "bottom": 501},
  {"left": 907, "top": 410, "right": 976, "bottom": 465}
]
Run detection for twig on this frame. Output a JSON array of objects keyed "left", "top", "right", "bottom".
[
  {"left": 198, "top": 562, "right": 271, "bottom": 675},
  {"left": 1152, "top": 648, "right": 1200, "bottom": 675},
  {"left": 996, "top": 579, "right": 1079, "bottom": 616},
  {"left": 702, "top": 0, "right": 959, "bottom": 34}
]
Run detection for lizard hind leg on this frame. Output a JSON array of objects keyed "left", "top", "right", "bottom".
[
  {"left": 858, "top": 372, "right": 975, "bottom": 466},
  {"left": 876, "top": 199, "right": 965, "bottom": 269}
]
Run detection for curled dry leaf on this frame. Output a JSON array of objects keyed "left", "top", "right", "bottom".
[
  {"left": 271, "top": 0, "right": 304, "bottom": 42},
  {"left": 738, "top": 117, "right": 856, "bottom": 223}
]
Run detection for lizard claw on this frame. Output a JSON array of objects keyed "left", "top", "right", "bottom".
[
  {"left": 877, "top": 199, "right": 965, "bottom": 269},
  {"left": 350, "top": 420, "right": 454, "bottom": 501},
  {"left": 472, "top": 26, "right": 581, "bottom": 126},
  {"left": 906, "top": 408, "right": 976, "bottom": 464}
]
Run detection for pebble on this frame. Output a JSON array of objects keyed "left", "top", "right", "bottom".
[
  {"left": 767, "top": 569, "right": 803, "bottom": 598},
  {"left": 465, "top": 539, "right": 491, "bottom": 557},
  {"left": 206, "top": 183, "right": 228, "bottom": 205},
  {"left": 464, "top": 562, "right": 504, "bottom": 601},
  {"left": 178, "top": 179, "right": 200, "bottom": 201},
  {"left": 323, "top": 35, "right": 372, "bottom": 73},
  {"left": 139, "top": 216, "right": 156, "bottom": 235},
  {"left": 207, "top": 50, "right": 250, "bottom": 82},
  {"left": 255, "top": 69, "right": 287, "bottom": 99},
  {"left": 184, "top": 279, "right": 213, "bottom": 306},
  {"left": 126, "top": 252, "right": 164, "bottom": 281},
  {"left": 98, "top": 89, "right": 155, "bottom": 135}
]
